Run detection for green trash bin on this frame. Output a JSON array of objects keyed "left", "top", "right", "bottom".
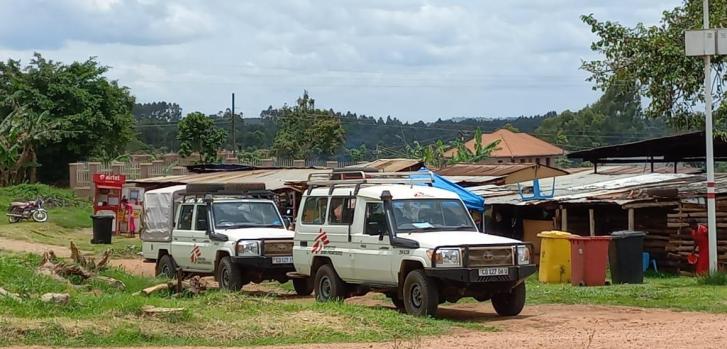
[
  {"left": 90, "top": 214, "right": 114, "bottom": 244},
  {"left": 609, "top": 230, "right": 646, "bottom": 284}
]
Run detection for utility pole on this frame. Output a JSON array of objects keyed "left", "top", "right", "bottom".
[
  {"left": 231, "top": 93, "right": 236, "bottom": 155},
  {"left": 702, "top": 0, "right": 718, "bottom": 274}
]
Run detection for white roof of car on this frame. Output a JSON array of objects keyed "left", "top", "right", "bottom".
[{"left": 307, "top": 184, "right": 459, "bottom": 200}]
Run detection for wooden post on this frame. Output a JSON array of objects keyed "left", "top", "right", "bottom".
[
  {"left": 628, "top": 208, "right": 635, "bottom": 231},
  {"left": 561, "top": 207, "right": 568, "bottom": 232},
  {"left": 589, "top": 208, "right": 595, "bottom": 236}
]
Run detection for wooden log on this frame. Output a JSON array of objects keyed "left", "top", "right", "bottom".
[
  {"left": 141, "top": 283, "right": 169, "bottom": 296},
  {"left": 141, "top": 305, "right": 185, "bottom": 316}
]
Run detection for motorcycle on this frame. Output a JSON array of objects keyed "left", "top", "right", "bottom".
[{"left": 6, "top": 199, "right": 48, "bottom": 223}]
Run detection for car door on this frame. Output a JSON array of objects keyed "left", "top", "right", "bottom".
[
  {"left": 171, "top": 204, "right": 195, "bottom": 270},
  {"left": 351, "top": 201, "right": 397, "bottom": 285},
  {"left": 189, "top": 205, "right": 215, "bottom": 272}
]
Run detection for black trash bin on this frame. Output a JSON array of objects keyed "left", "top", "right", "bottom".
[
  {"left": 609, "top": 230, "right": 646, "bottom": 284},
  {"left": 90, "top": 214, "right": 114, "bottom": 244}
]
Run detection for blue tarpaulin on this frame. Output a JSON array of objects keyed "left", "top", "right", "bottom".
[{"left": 411, "top": 168, "right": 485, "bottom": 212}]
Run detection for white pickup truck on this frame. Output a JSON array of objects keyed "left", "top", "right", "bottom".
[
  {"left": 291, "top": 170, "right": 535, "bottom": 317},
  {"left": 141, "top": 183, "right": 312, "bottom": 294}
]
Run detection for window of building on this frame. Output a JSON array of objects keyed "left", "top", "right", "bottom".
[
  {"left": 178, "top": 205, "right": 194, "bottom": 230},
  {"left": 301, "top": 197, "right": 329, "bottom": 225},
  {"left": 328, "top": 197, "right": 356, "bottom": 225},
  {"left": 546, "top": 157, "right": 551, "bottom": 166}
]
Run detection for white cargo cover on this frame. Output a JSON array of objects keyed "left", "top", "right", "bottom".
[{"left": 141, "top": 185, "right": 186, "bottom": 242}]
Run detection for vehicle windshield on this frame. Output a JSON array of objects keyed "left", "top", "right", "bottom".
[
  {"left": 392, "top": 199, "right": 477, "bottom": 233},
  {"left": 212, "top": 202, "right": 283, "bottom": 229}
]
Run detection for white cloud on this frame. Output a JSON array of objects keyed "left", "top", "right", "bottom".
[{"left": 0, "top": 0, "right": 682, "bottom": 121}]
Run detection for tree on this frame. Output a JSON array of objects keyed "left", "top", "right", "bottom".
[
  {"left": 271, "top": 91, "right": 345, "bottom": 159},
  {"left": 0, "top": 53, "right": 135, "bottom": 183},
  {"left": 177, "top": 112, "right": 227, "bottom": 163},
  {"left": 447, "top": 128, "right": 501, "bottom": 164},
  {"left": 581, "top": 1, "right": 727, "bottom": 130}
]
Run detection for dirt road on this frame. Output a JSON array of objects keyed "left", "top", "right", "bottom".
[
  {"left": 9, "top": 304, "right": 725, "bottom": 348},
  {"left": 2, "top": 238, "right": 726, "bottom": 348}
]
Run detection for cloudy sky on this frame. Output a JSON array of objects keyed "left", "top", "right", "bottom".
[{"left": 0, "top": 0, "right": 681, "bottom": 121}]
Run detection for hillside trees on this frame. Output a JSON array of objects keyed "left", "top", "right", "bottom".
[
  {"left": 0, "top": 53, "right": 135, "bottom": 184},
  {"left": 535, "top": 84, "right": 666, "bottom": 150}
]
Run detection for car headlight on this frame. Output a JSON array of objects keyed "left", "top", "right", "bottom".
[
  {"left": 516, "top": 245, "right": 531, "bottom": 265},
  {"left": 428, "top": 248, "right": 462, "bottom": 267},
  {"left": 236, "top": 240, "right": 260, "bottom": 256}
]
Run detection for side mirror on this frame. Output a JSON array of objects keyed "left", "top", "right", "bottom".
[{"left": 283, "top": 217, "right": 291, "bottom": 230}]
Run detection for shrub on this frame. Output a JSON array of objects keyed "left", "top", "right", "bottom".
[{"left": 0, "top": 184, "right": 87, "bottom": 208}]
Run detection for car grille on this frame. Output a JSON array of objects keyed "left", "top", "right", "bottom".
[
  {"left": 263, "top": 240, "right": 293, "bottom": 256},
  {"left": 467, "top": 247, "right": 513, "bottom": 267}
]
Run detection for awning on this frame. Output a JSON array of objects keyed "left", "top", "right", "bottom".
[{"left": 412, "top": 168, "right": 486, "bottom": 212}]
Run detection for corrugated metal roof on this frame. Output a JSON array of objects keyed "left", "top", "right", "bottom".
[
  {"left": 351, "top": 158, "right": 424, "bottom": 172},
  {"left": 478, "top": 167, "right": 696, "bottom": 206},
  {"left": 442, "top": 176, "right": 503, "bottom": 184},
  {"left": 436, "top": 163, "right": 568, "bottom": 177},
  {"left": 129, "top": 168, "right": 330, "bottom": 191}
]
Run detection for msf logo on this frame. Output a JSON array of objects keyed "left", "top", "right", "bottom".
[
  {"left": 190, "top": 245, "right": 202, "bottom": 263},
  {"left": 311, "top": 228, "right": 330, "bottom": 254}
]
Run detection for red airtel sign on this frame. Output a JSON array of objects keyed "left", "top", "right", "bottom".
[{"left": 93, "top": 173, "right": 126, "bottom": 188}]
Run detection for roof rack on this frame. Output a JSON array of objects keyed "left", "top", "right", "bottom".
[
  {"left": 306, "top": 170, "right": 434, "bottom": 195},
  {"left": 184, "top": 183, "right": 276, "bottom": 201}
]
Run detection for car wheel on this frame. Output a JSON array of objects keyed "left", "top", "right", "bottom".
[
  {"left": 218, "top": 256, "right": 246, "bottom": 291},
  {"left": 402, "top": 269, "right": 439, "bottom": 317},
  {"left": 155, "top": 255, "right": 177, "bottom": 278},
  {"left": 292, "top": 277, "right": 314, "bottom": 296},
  {"left": 491, "top": 282, "right": 526, "bottom": 316},
  {"left": 314, "top": 264, "right": 346, "bottom": 301}
]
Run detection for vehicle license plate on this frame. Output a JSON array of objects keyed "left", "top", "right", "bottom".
[
  {"left": 478, "top": 267, "right": 509, "bottom": 276},
  {"left": 272, "top": 256, "right": 293, "bottom": 264}
]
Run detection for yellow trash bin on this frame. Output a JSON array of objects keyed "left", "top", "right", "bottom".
[{"left": 537, "top": 231, "right": 573, "bottom": 283}]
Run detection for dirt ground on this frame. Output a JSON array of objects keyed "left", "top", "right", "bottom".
[{"left": 2, "top": 238, "right": 726, "bottom": 348}]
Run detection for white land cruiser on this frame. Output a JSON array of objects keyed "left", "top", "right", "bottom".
[
  {"left": 142, "top": 183, "right": 312, "bottom": 294},
  {"left": 291, "top": 170, "right": 536, "bottom": 317}
]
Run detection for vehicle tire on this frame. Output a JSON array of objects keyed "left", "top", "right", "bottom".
[
  {"left": 385, "top": 292, "right": 406, "bottom": 312},
  {"left": 314, "top": 264, "right": 346, "bottom": 301},
  {"left": 292, "top": 277, "right": 314, "bottom": 296},
  {"left": 218, "top": 256, "right": 246, "bottom": 291},
  {"left": 32, "top": 210, "right": 48, "bottom": 223},
  {"left": 156, "top": 255, "right": 177, "bottom": 278},
  {"left": 402, "top": 269, "right": 439, "bottom": 317},
  {"left": 7, "top": 215, "right": 19, "bottom": 223},
  {"left": 491, "top": 282, "right": 526, "bottom": 316}
]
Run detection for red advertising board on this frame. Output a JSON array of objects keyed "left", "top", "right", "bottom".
[{"left": 93, "top": 173, "right": 126, "bottom": 188}]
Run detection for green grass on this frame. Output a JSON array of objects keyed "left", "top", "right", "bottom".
[
  {"left": 526, "top": 275, "right": 727, "bottom": 313},
  {"left": 0, "top": 185, "right": 140, "bottom": 257},
  {"left": 0, "top": 252, "right": 486, "bottom": 347}
]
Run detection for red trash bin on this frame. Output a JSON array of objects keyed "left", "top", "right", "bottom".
[{"left": 569, "top": 236, "right": 611, "bottom": 286}]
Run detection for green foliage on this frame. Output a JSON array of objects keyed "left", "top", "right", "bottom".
[
  {"left": 699, "top": 272, "right": 727, "bottom": 285},
  {"left": 177, "top": 112, "right": 227, "bottom": 163},
  {"left": 0, "top": 253, "right": 474, "bottom": 347},
  {"left": 447, "top": 128, "right": 501, "bottom": 164},
  {"left": 406, "top": 140, "right": 448, "bottom": 168},
  {"left": 272, "top": 91, "right": 346, "bottom": 159},
  {"left": 581, "top": 1, "right": 727, "bottom": 130},
  {"left": 535, "top": 84, "right": 667, "bottom": 151},
  {"left": 0, "top": 184, "right": 86, "bottom": 208},
  {"left": 0, "top": 53, "right": 135, "bottom": 184}
]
